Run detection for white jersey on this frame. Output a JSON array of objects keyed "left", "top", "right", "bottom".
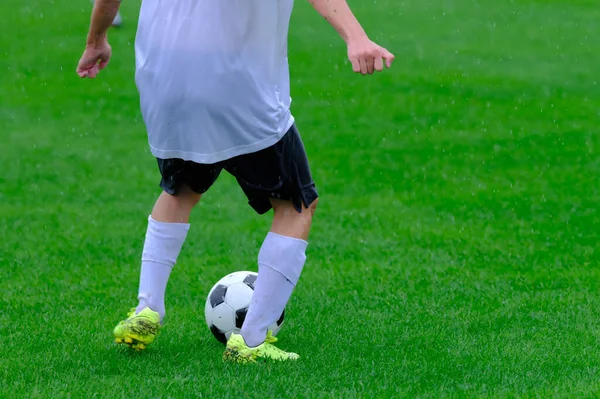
[{"left": 134, "top": 0, "right": 295, "bottom": 164}]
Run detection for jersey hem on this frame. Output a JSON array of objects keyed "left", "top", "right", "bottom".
[{"left": 149, "top": 116, "right": 295, "bottom": 164}]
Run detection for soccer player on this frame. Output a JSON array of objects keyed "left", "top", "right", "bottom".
[{"left": 77, "top": 0, "right": 394, "bottom": 362}]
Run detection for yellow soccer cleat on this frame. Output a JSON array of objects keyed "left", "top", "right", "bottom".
[
  {"left": 223, "top": 331, "right": 300, "bottom": 363},
  {"left": 113, "top": 307, "right": 161, "bottom": 351}
]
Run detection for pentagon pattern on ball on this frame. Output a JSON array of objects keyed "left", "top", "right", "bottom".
[
  {"left": 209, "top": 284, "right": 227, "bottom": 307},
  {"left": 235, "top": 307, "right": 249, "bottom": 329},
  {"left": 243, "top": 273, "right": 257, "bottom": 289},
  {"left": 210, "top": 324, "right": 227, "bottom": 344}
]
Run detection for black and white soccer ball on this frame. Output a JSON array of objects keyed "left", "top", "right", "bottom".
[{"left": 204, "top": 271, "right": 285, "bottom": 344}]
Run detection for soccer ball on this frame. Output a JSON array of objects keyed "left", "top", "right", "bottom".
[{"left": 205, "top": 271, "right": 285, "bottom": 344}]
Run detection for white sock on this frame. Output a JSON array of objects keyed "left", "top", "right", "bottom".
[
  {"left": 135, "top": 215, "right": 190, "bottom": 321},
  {"left": 241, "top": 232, "right": 308, "bottom": 347}
]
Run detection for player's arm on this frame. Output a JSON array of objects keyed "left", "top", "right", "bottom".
[
  {"left": 307, "top": 0, "right": 394, "bottom": 75},
  {"left": 86, "top": 0, "right": 121, "bottom": 47},
  {"left": 76, "top": 0, "right": 122, "bottom": 79}
]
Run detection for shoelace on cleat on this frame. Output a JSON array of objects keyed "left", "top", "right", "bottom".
[{"left": 265, "top": 331, "right": 277, "bottom": 344}]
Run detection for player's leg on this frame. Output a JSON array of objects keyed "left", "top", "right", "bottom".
[
  {"left": 114, "top": 188, "right": 197, "bottom": 350},
  {"left": 223, "top": 125, "right": 318, "bottom": 362},
  {"left": 134, "top": 184, "right": 200, "bottom": 320},
  {"left": 114, "top": 159, "right": 220, "bottom": 350},
  {"left": 240, "top": 198, "right": 317, "bottom": 346},
  {"left": 224, "top": 198, "right": 317, "bottom": 362}
]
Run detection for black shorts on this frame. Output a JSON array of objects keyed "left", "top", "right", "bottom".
[{"left": 157, "top": 124, "right": 318, "bottom": 214}]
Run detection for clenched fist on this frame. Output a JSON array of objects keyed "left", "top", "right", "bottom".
[
  {"left": 77, "top": 41, "right": 112, "bottom": 79},
  {"left": 347, "top": 37, "right": 394, "bottom": 75}
]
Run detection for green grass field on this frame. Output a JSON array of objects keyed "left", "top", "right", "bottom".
[{"left": 1, "top": 0, "right": 599, "bottom": 397}]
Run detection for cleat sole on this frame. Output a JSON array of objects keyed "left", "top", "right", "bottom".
[
  {"left": 115, "top": 335, "right": 149, "bottom": 351},
  {"left": 223, "top": 348, "right": 256, "bottom": 364}
]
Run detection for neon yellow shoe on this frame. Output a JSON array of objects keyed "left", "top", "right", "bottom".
[
  {"left": 113, "top": 307, "right": 161, "bottom": 351},
  {"left": 223, "top": 331, "right": 300, "bottom": 363}
]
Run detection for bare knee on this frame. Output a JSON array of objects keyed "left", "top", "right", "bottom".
[
  {"left": 270, "top": 198, "right": 317, "bottom": 241},
  {"left": 168, "top": 185, "right": 201, "bottom": 207},
  {"left": 152, "top": 185, "right": 201, "bottom": 223},
  {"left": 271, "top": 197, "right": 318, "bottom": 218},
  {"left": 306, "top": 198, "right": 318, "bottom": 217}
]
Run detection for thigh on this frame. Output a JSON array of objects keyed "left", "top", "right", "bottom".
[
  {"left": 225, "top": 125, "right": 318, "bottom": 214},
  {"left": 157, "top": 158, "right": 223, "bottom": 195}
]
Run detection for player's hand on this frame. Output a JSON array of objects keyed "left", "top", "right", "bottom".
[
  {"left": 347, "top": 37, "right": 394, "bottom": 75},
  {"left": 77, "top": 41, "right": 112, "bottom": 79}
]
